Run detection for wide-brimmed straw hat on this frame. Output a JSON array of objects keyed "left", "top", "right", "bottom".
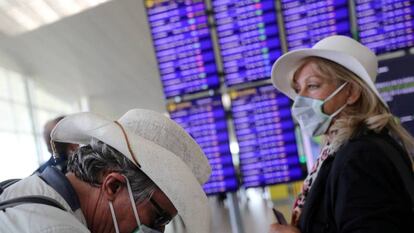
[
  {"left": 271, "top": 35, "right": 387, "bottom": 107},
  {"left": 51, "top": 109, "right": 212, "bottom": 233}
]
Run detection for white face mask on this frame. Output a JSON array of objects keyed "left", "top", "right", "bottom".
[
  {"left": 108, "top": 177, "right": 162, "bottom": 233},
  {"left": 291, "top": 82, "right": 348, "bottom": 137}
]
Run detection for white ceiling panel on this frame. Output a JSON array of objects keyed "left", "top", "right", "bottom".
[{"left": 0, "top": 0, "right": 165, "bottom": 115}]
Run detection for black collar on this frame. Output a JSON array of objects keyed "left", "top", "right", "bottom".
[
  {"left": 352, "top": 125, "right": 389, "bottom": 139},
  {"left": 39, "top": 166, "right": 80, "bottom": 211}
]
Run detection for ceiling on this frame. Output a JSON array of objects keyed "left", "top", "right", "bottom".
[{"left": 0, "top": 0, "right": 166, "bottom": 118}]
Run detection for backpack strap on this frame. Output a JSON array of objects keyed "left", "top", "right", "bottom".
[
  {"left": 368, "top": 137, "right": 414, "bottom": 208},
  {"left": 0, "top": 195, "right": 66, "bottom": 212},
  {"left": 0, "top": 179, "right": 21, "bottom": 195},
  {"left": 0, "top": 176, "right": 67, "bottom": 212}
]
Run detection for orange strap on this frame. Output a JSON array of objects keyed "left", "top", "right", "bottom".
[{"left": 114, "top": 121, "right": 141, "bottom": 168}]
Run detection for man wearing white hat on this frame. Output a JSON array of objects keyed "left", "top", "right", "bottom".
[{"left": 0, "top": 109, "right": 212, "bottom": 233}]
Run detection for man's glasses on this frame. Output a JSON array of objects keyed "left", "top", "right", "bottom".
[{"left": 149, "top": 198, "right": 173, "bottom": 227}]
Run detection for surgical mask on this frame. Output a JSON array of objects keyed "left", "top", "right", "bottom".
[
  {"left": 291, "top": 82, "right": 348, "bottom": 137},
  {"left": 108, "top": 177, "right": 162, "bottom": 233}
]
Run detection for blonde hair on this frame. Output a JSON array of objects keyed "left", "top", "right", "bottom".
[{"left": 294, "top": 57, "right": 414, "bottom": 162}]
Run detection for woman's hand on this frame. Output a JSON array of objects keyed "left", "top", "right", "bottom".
[{"left": 269, "top": 223, "right": 300, "bottom": 233}]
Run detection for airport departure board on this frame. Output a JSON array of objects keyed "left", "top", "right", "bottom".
[
  {"left": 376, "top": 55, "right": 414, "bottom": 135},
  {"left": 145, "top": 0, "right": 219, "bottom": 98},
  {"left": 281, "top": 0, "right": 352, "bottom": 50},
  {"left": 212, "top": 0, "right": 282, "bottom": 86},
  {"left": 230, "top": 85, "right": 306, "bottom": 188},
  {"left": 168, "top": 96, "right": 238, "bottom": 194},
  {"left": 355, "top": 0, "right": 414, "bottom": 54}
]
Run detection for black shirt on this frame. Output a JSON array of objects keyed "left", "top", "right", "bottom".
[{"left": 298, "top": 130, "right": 414, "bottom": 233}]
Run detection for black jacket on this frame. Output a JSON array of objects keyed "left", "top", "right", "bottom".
[{"left": 298, "top": 130, "right": 414, "bottom": 233}]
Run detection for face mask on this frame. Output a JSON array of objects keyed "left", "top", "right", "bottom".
[
  {"left": 108, "top": 177, "right": 162, "bottom": 233},
  {"left": 291, "top": 82, "right": 348, "bottom": 137}
]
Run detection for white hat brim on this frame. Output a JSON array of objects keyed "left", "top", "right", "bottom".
[
  {"left": 271, "top": 49, "right": 387, "bottom": 107},
  {"left": 51, "top": 112, "right": 210, "bottom": 233}
]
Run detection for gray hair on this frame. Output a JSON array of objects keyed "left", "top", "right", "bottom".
[{"left": 67, "top": 138, "right": 156, "bottom": 203}]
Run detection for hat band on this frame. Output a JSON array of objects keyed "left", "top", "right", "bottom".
[{"left": 114, "top": 121, "right": 141, "bottom": 168}]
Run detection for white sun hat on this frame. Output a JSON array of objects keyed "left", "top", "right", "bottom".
[
  {"left": 271, "top": 35, "right": 387, "bottom": 107},
  {"left": 50, "top": 109, "right": 212, "bottom": 233}
]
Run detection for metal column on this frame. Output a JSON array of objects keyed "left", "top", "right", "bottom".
[{"left": 227, "top": 192, "right": 245, "bottom": 233}]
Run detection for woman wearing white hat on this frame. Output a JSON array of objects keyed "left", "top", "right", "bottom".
[
  {"left": 0, "top": 109, "right": 212, "bottom": 233},
  {"left": 269, "top": 36, "right": 414, "bottom": 233}
]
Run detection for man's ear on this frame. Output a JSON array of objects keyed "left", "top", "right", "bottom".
[
  {"left": 101, "top": 173, "right": 126, "bottom": 201},
  {"left": 346, "top": 82, "right": 362, "bottom": 105}
]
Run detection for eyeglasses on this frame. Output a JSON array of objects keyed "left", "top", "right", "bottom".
[{"left": 149, "top": 198, "right": 173, "bottom": 227}]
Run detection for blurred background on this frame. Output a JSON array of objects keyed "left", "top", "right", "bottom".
[{"left": 1, "top": 0, "right": 414, "bottom": 232}]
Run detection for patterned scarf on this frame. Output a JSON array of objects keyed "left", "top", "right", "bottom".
[{"left": 291, "top": 143, "right": 332, "bottom": 226}]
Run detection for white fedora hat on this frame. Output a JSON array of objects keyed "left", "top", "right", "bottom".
[
  {"left": 50, "top": 109, "right": 212, "bottom": 233},
  {"left": 271, "top": 35, "right": 387, "bottom": 107}
]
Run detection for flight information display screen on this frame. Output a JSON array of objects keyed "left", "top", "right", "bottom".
[
  {"left": 145, "top": 0, "right": 219, "bottom": 98},
  {"left": 281, "top": 0, "right": 352, "bottom": 50},
  {"left": 168, "top": 96, "right": 238, "bottom": 195},
  {"left": 230, "top": 85, "right": 306, "bottom": 188},
  {"left": 355, "top": 0, "right": 414, "bottom": 54},
  {"left": 212, "top": 0, "right": 282, "bottom": 86},
  {"left": 376, "top": 54, "right": 414, "bottom": 135}
]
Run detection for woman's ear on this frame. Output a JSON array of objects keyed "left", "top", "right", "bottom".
[
  {"left": 101, "top": 173, "right": 126, "bottom": 201},
  {"left": 346, "top": 82, "right": 362, "bottom": 105}
]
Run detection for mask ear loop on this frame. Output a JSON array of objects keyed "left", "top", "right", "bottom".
[
  {"left": 124, "top": 176, "right": 142, "bottom": 226},
  {"left": 323, "top": 82, "right": 349, "bottom": 103},
  {"left": 321, "top": 82, "right": 349, "bottom": 115},
  {"left": 329, "top": 102, "right": 348, "bottom": 119},
  {"left": 108, "top": 201, "right": 120, "bottom": 233},
  {"left": 108, "top": 177, "right": 141, "bottom": 233}
]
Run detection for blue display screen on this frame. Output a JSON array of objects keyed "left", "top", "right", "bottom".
[
  {"left": 168, "top": 96, "right": 238, "bottom": 195},
  {"left": 355, "top": 0, "right": 414, "bottom": 54},
  {"left": 230, "top": 85, "right": 306, "bottom": 188},
  {"left": 281, "top": 0, "right": 352, "bottom": 50},
  {"left": 145, "top": 0, "right": 219, "bottom": 98},
  {"left": 212, "top": 0, "right": 282, "bottom": 86},
  {"left": 376, "top": 54, "right": 414, "bottom": 135}
]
